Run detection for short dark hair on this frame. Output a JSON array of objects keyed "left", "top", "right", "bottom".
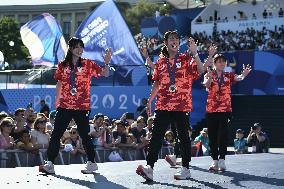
[
  {"left": 236, "top": 129, "right": 244, "bottom": 133},
  {"left": 19, "top": 129, "right": 30, "bottom": 138},
  {"left": 115, "top": 120, "right": 126, "bottom": 128},
  {"left": 253, "top": 122, "right": 262, "bottom": 128},
  {"left": 0, "top": 111, "right": 8, "bottom": 120},
  {"left": 213, "top": 54, "right": 226, "bottom": 63},
  {"left": 15, "top": 108, "right": 25, "bottom": 116},
  {"left": 125, "top": 112, "right": 134, "bottom": 120},
  {"left": 94, "top": 113, "right": 104, "bottom": 120}
]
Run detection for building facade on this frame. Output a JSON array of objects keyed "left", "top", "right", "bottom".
[{"left": 0, "top": 0, "right": 165, "bottom": 39}]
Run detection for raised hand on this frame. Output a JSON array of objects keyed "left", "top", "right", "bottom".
[
  {"left": 187, "top": 37, "right": 198, "bottom": 55},
  {"left": 146, "top": 101, "right": 152, "bottom": 116},
  {"left": 207, "top": 66, "right": 213, "bottom": 78},
  {"left": 140, "top": 47, "right": 149, "bottom": 59},
  {"left": 241, "top": 64, "right": 252, "bottom": 77},
  {"left": 104, "top": 48, "right": 112, "bottom": 65}
]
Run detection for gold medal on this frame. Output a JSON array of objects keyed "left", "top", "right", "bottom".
[
  {"left": 70, "top": 88, "right": 77, "bottom": 96},
  {"left": 169, "top": 84, "right": 177, "bottom": 93}
]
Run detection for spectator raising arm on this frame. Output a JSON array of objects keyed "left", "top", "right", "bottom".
[
  {"left": 101, "top": 48, "right": 112, "bottom": 77},
  {"left": 140, "top": 47, "right": 155, "bottom": 70}
]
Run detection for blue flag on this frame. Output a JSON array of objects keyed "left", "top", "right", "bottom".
[
  {"left": 75, "top": 0, "right": 144, "bottom": 79},
  {"left": 20, "top": 13, "right": 67, "bottom": 67}
]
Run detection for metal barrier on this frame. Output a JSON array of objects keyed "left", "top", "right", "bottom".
[{"left": 0, "top": 146, "right": 175, "bottom": 168}]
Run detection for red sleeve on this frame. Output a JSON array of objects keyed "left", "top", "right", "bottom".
[
  {"left": 230, "top": 72, "right": 236, "bottom": 84},
  {"left": 89, "top": 60, "right": 103, "bottom": 78},
  {"left": 152, "top": 58, "right": 162, "bottom": 81},
  {"left": 187, "top": 56, "right": 200, "bottom": 81},
  {"left": 54, "top": 62, "right": 63, "bottom": 81}
]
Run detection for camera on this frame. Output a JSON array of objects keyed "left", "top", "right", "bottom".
[{"left": 251, "top": 125, "right": 257, "bottom": 130}]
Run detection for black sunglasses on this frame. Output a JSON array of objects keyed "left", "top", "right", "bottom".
[
  {"left": 70, "top": 131, "right": 77, "bottom": 134},
  {"left": 38, "top": 120, "right": 47, "bottom": 124},
  {"left": 4, "top": 124, "right": 14, "bottom": 128}
]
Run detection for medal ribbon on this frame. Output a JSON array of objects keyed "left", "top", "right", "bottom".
[
  {"left": 216, "top": 71, "right": 224, "bottom": 93},
  {"left": 165, "top": 55, "right": 178, "bottom": 87},
  {"left": 70, "top": 60, "right": 79, "bottom": 91}
]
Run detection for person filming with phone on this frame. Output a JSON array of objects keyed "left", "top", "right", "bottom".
[{"left": 247, "top": 123, "right": 269, "bottom": 153}]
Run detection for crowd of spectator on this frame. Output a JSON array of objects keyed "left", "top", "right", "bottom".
[
  {"left": 0, "top": 100, "right": 270, "bottom": 166},
  {"left": 195, "top": 7, "right": 284, "bottom": 23},
  {"left": 135, "top": 25, "right": 284, "bottom": 57},
  {"left": 192, "top": 26, "right": 284, "bottom": 52},
  {"left": 135, "top": 7, "right": 284, "bottom": 56}
]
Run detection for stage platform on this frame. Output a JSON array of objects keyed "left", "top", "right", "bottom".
[{"left": 0, "top": 153, "right": 283, "bottom": 189}]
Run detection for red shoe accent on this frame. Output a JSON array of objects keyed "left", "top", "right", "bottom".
[
  {"left": 208, "top": 167, "right": 218, "bottom": 172},
  {"left": 136, "top": 165, "right": 152, "bottom": 181},
  {"left": 165, "top": 156, "right": 176, "bottom": 166}
]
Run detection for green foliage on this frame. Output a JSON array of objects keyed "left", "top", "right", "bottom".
[
  {"left": 123, "top": 0, "right": 173, "bottom": 34},
  {"left": 0, "top": 17, "right": 29, "bottom": 69},
  {"left": 90, "top": 0, "right": 173, "bottom": 35}
]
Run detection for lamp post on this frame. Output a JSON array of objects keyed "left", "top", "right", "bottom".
[
  {"left": 9, "top": 41, "right": 14, "bottom": 47},
  {"left": 0, "top": 51, "right": 4, "bottom": 70}
]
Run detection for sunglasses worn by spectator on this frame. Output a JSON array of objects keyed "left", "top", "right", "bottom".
[
  {"left": 70, "top": 131, "right": 77, "bottom": 134},
  {"left": 38, "top": 120, "right": 47, "bottom": 124},
  {"left": 4, "top": 124, "right": 14, "bottom": 128}
]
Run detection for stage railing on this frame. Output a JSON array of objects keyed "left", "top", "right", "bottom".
[{"left": 0, "top": 147, "right": 175, "bottom": 168}]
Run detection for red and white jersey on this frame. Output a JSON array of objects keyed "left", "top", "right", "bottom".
[
  {"left": 205, "top": 71, "right": 236, "bottom": 113},
  {"left": 152, "top": 53, "right": 200, "bottom": 112},
  {"left": 54, "top": 58, "right": 102, "bottom": 110}
]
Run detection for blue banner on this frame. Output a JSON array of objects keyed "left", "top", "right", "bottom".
[
  {"left": 20, "top": 13, "right": 67, "bottom": 67},
  {"left": 75, "top": 0, "right": 145, "bottom": 83},
  {"left": 0, "top": 87, "right": 207, "bottom": 126},
  {"left": 0, "top": 87, "right": 151, "bottom": 119},
  {"left": 236, "top": 50, "right": 284, "bottom": 95}
]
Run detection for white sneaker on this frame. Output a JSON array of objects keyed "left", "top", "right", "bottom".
[
  {"left": 39, "top": 161, "right": 55, "bottom": 174},
  {"left": 218, "top": 159, "right": 226, "bottom": 172},
  {"left": 209, "top": 160, "right": 218, "bottom": 172},
  {"left": 136, "top": 165, "right": 153, "bottom": 181},
  {"left": 176, "top": 158, "right": 182, "bottom": 165},
  {"left": 165, "top": 155, "right": 177, "bottom": 166},
  {"left": 81, "top": 161, "right": 98, "bottom": 174},
  {"left": 174, "top": 167, "right": 191, "bottom": 180}
]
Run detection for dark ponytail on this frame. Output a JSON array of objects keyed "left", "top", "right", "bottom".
[{"left": 160, "top": 45, "right": 169, "bottom": 58}]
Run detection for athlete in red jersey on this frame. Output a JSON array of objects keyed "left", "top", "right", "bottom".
[
  {"left": 39, "top": 37, "right": 112, "bottom": 174},
  {"left": 203, "top": 53, "right": 251, "bottom": 172},
  {"left": 136, "top": 31, "right": 212, "bottom": 181}
]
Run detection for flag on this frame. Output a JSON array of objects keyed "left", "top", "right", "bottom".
[
  {"left": 0, "top": 91, "right": 8, "bottom": 112},
  {"left": 20, "top": 13, "right": 67, "bottom": 67},
  {"left": 75, "top": 0, "right": 145, "bottom": 80}
]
